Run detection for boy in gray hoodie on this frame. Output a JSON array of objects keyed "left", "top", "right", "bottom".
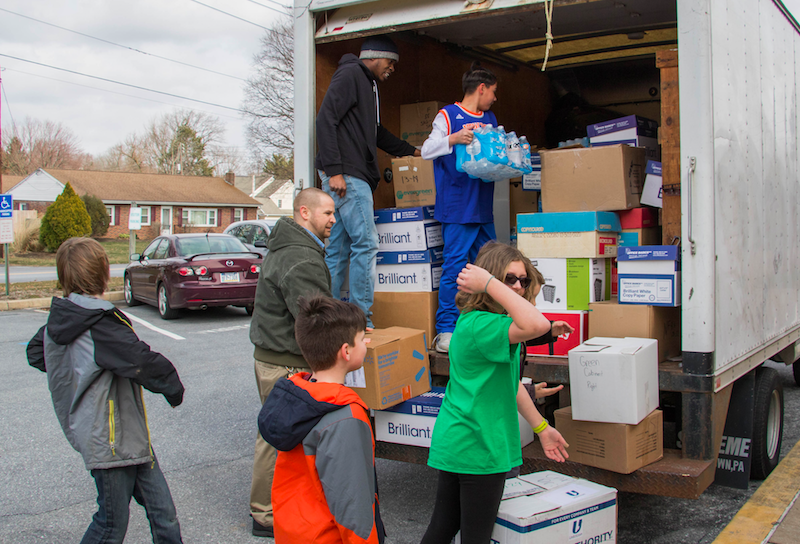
[{"left": 27, "top": 237, "right": 185, "bottom": 544}]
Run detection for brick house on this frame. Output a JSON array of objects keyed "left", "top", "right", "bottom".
[{"left": 5, "top": 169, "right": 262, "bottom": 239}]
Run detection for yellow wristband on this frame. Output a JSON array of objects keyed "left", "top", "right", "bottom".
[{"left": 533, "top": 420, "right": 549, "bottom": 434}]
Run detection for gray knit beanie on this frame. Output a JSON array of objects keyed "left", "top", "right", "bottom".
[{"left": 359, "top": 35, "right": 399, "bottom": 62}]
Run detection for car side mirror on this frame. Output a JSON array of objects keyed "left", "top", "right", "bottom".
[
  {"left": 130, "top": 253, "right": 141, "bottom": 261},
  {"left": 254, "top": 240, "right": 267, "bottom": 248}
]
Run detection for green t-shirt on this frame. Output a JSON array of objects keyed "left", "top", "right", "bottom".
[{"left": 427, "top": 310, "right": 522, "bottom": 474}]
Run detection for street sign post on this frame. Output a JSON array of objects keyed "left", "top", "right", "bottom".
[
  {"left": 128, "top": 204, "right": 141, "bottom": 261},
  {"left": 1, "top": 194, "right": 14, "bottom": 296}
]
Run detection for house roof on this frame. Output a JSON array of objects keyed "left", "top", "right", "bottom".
[
  {"left": 13, "top": 169, "right": 261, "bottom": 207},
  {"left": 1, "top": 175, "right": 25, "bottom": 194}
]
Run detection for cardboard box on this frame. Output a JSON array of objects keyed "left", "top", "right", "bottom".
[
  {"left": 400, "top": 101, "right": 446, "bottom": 147},
  {"left": 526, "top": 310, "right": 589, "bottom": 357},
  {"left": 374, "top": 206, "right": 443, "bottom": 251},
  {"left": 391, "top": 157, "right": 436, "bottom": 208},
  {"left": 465, "top": 472, "right": 617, "bottom": 544},
  {"left": 371, "top": 291, "right": 438, "bottom": 349},
  {"left": 640, "top": 161, "right": 663, "bottom": 208},
  {"left": 375, "top": 248, "right": 443, "bottom": 292},
  {"left": 568, "top": 337, "right": 659, "bottom": 425},
  {"left": 530, "top": 258, "right": 611, "bottom": 311},
  {"left": 617, "top": 207, "right": 659, "bottom": 229},
  {"left": 517, "top": 211, "right": 620, "bottom": 259},
  {"left": 521, "top": 153, "right": 542, "bottom": 190},
  {"left": 540, "top": 145, "right": 647, "bottom": 212},
  {"left": 509, "top": 181, "right": 539, "bottom": 229},
  {"left": 344, "top": 327, "right": 431, "bottom": 409},
  {"left": 555, "top": 406, "right": 663, "bottom": 474},
  {"left": 618, "top": 227, "right": 662, "bottom": 247},
  {"left": 373, "top": 387, "right": 534, "bottom": 447},
  {"left": 588, "top": 299, "right": 680, "bottom": 363},
  {"left": 587, "top": 114, "right": 660, "bottom": 161},
  {"left": 617, "top": 245, "right": 681, "bottom": 307}
]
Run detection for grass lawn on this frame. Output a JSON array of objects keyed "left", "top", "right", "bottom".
[
  {"left": 0, "top": 277, "right": 125, "bottom": 301},
  {"left": 4, "top": 239, "right": 152, "bottom": 266}
]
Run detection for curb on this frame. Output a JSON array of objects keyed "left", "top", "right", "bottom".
[
  {"left": 0, "top": 291, "right": 125, "bottom": 311},
  {"left": 713, "top": 439, "right": 800, "bottom": 543}
]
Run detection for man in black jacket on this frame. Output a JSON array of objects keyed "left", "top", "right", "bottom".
[{"left": 315, "top": 35, "right": 419, "bottom": 327}]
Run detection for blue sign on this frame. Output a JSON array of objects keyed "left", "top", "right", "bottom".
[{"left": 0, "top": 194, "right": 12, "bottom": 219}]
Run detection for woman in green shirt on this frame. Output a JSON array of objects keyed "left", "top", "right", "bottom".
[{"left": 420, "top": 242, "right": 569, "bottom": 544}]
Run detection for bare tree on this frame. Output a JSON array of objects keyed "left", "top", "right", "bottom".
[
  {"left": 1, "top": 118, "right": 90, "bottom": 175},
  {"left": 95, "top": 134, "right": 151, "bottom": 173},
  {"left": 243, "top": 16, "right": 294, "bottom": 163}
]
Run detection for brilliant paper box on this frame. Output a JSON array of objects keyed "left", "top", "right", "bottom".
[
  {"left": 517, "top": 211, "right": 620, "bottom": 259},
  {"left": 617, "top": 245, "right": 681, "bottom": 307},
  {"left": 555, "top": 406, "right": 663, "bottom": 474},
  {"left": 588, "top": 299, "right": 681, "bottom": 363},
  {"left": 521, "top": 153, "right": 542, "bottom": 190},
  {"left": 373, "top": 387, "right": 533, "bottom": 447},
  {"left": 568, "top": 337, "right": 659, "bottom": 425},
  {"left": 530, "top": 258, "right": 611, "bottom": 311},
  {"left": 400, "top": 101, "right": 446, "bottom": 147},
  {"left": 375, "top": 248, "right": 443, "bottom": 292},
  {"left": 526, "top": 310, "right": 589, "bottom": 357},
  {"left": 371, "top": 291, "right": 438, "bottom": 349},
  {"left": 374, "top": 206, "right": 442, "bottom": 251},
  {"left": 391, "top": 157, "right": 436, "bottom": 208},
  {"left": 345, "top": 327, "right": 431, "bottom": 409},
  {"left": 476, "top": 471, "right": 618, "bottom": 544},
  {"left": 640, "top": 160, "right": 663, "bottom": 208},
  {"left": 540, "top": 145, "right": 647, "bottom": 212},
  {"left": 587, "top": 114, "right": 660, "bottom": 161}
]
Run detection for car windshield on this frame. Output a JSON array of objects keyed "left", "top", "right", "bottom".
[{"left": 175, "top": 236, "right": 249, "bottom": 256}]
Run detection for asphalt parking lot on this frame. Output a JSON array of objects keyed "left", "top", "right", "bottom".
[{"left": 2, "top": 304, "right": 798, "bottom": 543}]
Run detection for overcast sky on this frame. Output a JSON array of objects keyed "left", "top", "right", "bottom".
[{"left": 1, "top": 0, "right": 799, "bottom": 168}]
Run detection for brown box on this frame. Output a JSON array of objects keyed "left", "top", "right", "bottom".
[
  {"left": 350, "top": 327, "right": 432, "bottom": 410},
  {"left": 400, "top": 101, "right": 446, "bottom": 147},
  {"left": 391, "top": 157, "right": 436, "bottom": 208},
  {"left": 510, "top": 180, "right": 539, "bottom": 229},
  {"left": 371, "top": 291, "right": 438, "bottom": 349},
  {"left": 540, "top": 145, "right": 647, "bottom": 212},
  {"left": 619, "top": 227, "right": 662, "bottom": 247},
  {"left": 555, "top": 406, "right": 663, "bottom": 474},
  {"left": 588, "top": 299, "right": 681, "bottom": 362}
]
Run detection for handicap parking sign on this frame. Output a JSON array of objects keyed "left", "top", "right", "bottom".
[{"left": 0, "top": 194, "right": 12, "bottom": 219}]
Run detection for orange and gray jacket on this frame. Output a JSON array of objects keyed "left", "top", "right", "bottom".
[
  {"left": 259, "top": 372, "right": 385, "bottom": 544},
  {"left": 26, "top": 293, "right": 184, "bottom": 470}
]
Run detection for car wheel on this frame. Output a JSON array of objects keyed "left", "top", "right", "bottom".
[
  {"left": 124, "top": 274, "right": 141, "bottom": 307},
  {"left": 750, "top": 366, "right": 784, "bottom": 480},
  {"left": 245, "top": 304, "right": 254, "bottom": 316},
  {"left": 158, "top": 284, "right": 179, "bottom": 320}
]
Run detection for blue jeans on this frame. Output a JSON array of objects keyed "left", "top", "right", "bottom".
[
  {"left": 437, "top": 222, "right": 496, "bottom": 334},
  {"left": 319, "top": 171, "right": 378, "bottom": 327},
  {"left": 81, "top": 454, "right": 182, "bottom": 544}
]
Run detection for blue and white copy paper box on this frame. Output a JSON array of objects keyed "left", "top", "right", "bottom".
[
  {"left": 522, "top": 153, "right": 542, "bottom": 191},
  {"left": 375, "top": 247, "right": 443, "bottom": 292},
  {"left": 640, "top": 161, "right": 663, "bottom": 208},
  {"left": 617, "top": 245, "right": 680, "bottom": 306},
  {"left": 588, "top": 114, "right": 660, "bottom": 161},
  {"left": 373, "top": 387, "right": 534, "bottom": 447},
  {"left": 568, "top": 337, "right": 659, "bottom": 425},
  {"left": 456, "top": 471, "right": 617, "bottom": 544},
  {"left": 374, "top": 206, "right": 443, "bottom": 251}
]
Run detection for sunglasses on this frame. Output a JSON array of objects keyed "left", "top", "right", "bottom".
[{"left": 504, "top": 273, "right": 532, "bottom": 289}]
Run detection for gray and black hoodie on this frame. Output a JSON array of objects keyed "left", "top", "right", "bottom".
[{"left": 27, "top": 293, "right": 184, "bottom": 471}]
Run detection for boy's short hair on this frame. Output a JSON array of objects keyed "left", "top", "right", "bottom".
[
  {"left": 462, "top": 61, "right": 498, "bottom": 95},
  {"left": 295, "top": 295, "right": 367, "bottom": 371},
  {"left": 56, "top": 237, "right": 110, "bottom": 296}
]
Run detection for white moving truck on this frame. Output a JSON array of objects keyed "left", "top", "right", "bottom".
[{"left": 292, "top": 0, "right": 800, "bottom": 498}]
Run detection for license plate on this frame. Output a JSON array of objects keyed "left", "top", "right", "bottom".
[{"left": 220, "top": 272, "right": 240, "bottom": 283}]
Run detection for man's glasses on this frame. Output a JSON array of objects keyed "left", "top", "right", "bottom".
[{"left": 504, "top": 273, "right": 532, "bottom": 289}]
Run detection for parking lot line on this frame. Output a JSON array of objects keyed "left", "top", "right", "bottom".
[{"left": 121, "top": 311, "right": 185, "bottom": 341}]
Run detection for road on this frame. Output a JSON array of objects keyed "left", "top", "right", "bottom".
[
  {"left": 0, "top": 264, "right": 127, "bottom": 283},
  {"left": 1, "top": 304, "right": 798, "bottom": 543}
]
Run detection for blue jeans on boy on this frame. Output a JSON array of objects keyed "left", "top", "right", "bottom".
[
  {"left": 319, "top": 171, "right": 378, "bottom": 328},
  {"left": 436, "top": 222, "right": 496, "bottom": 334},
  {"left": 81, "top": 454, "right": 182, "bottom": 544}
]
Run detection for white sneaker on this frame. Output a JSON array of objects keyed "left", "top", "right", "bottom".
[{"left": 434, "top": 332, "right": 452, "bottom": 354}]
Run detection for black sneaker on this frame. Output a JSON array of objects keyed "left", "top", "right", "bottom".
[{"left": 252, "top": 519, "right": 274, "bottom": 538}]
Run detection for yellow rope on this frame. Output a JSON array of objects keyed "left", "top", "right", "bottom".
[{"left": 541, "top": 0, "right": 554, "bottom": 71}]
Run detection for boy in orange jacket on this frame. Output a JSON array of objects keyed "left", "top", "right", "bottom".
[{"left": 258, "top": 295, "right": 385, "bottom": 544}]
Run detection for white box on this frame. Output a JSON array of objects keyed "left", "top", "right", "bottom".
[
  {"left": 522, "top": 153, "right": 542, "bottom": 190},
  {"left": 374, "top": 206, "right": 442, "bottom": 251},
  {"left": 588, "top": 115, "right": 660, "bottom": 161},
  {"left": 617, "top": 245, "right": 681, "bottom": 307},
  {"left": 568, "top": 337, "right": 659, "bottom": 425},
  {"left": 375, "top": 248, "right": 443, "bottom": 292},
  {"left": 640, "top": 161, "right": 663, "bottom": 208},
  {"left": 530, "top": 258, "right": 611, "bottom": 311},
  {"left": 373, "top": 387, "right": 534, "bottom": 448},
  {"left": 457, "top": 471, "right": 618, "bottom": 544}
]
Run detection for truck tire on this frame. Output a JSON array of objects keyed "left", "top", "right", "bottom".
[
  {"left": 793, "top": 362, "right": 800, "bottom": 387},
  {"left": 750, "top": 366, "right": 784, "bottom": 480}
]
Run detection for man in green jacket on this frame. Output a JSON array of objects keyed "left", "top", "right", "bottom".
[{"left": 248, "top": 187, "right": 335, "bottom": 537}]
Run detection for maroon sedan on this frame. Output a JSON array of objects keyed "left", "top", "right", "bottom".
[{"left": 124, "top": 233, "right": 262, "bottom": 319}]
